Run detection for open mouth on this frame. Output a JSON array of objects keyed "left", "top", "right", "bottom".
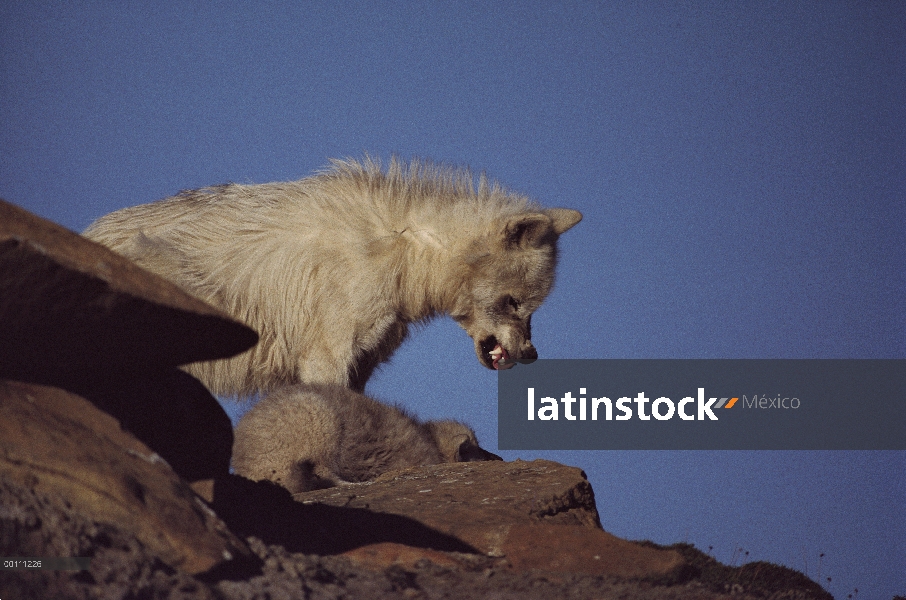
[
  {"left": 489, "top": 344, "right": 509, "bottom": 369},
  {"left": 480, "top": 337, "right": 515, "bottom": 370}
]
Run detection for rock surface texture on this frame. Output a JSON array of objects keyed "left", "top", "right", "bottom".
[
  {"left": 0, "top": 380, "right": 253, "bottom": 576},
  {"left": 294, "top": 460, "right": 689, "bottom": 581},
  {"left": 0, "top": 200, "right": 834, "bottom": 599}
]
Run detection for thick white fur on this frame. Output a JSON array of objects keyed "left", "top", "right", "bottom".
[{"left": 84, "top": 157, "right": 581, "bottom": 397}]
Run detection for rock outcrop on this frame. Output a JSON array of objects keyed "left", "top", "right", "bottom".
[
  {"left": 0, "top": 379, "right": 253, "bottom": 576},
  {"left": 294, "top": 460, "right": 689, "bottom": 581},
  {"left": 0, "top": 198, "right": 259, "bottom": 486},
  {"left": 0, "top": 198, "right": 259, "bottom": 579},
  {"left": 0, "top": 199, "right": 834, "bottom": 600}
]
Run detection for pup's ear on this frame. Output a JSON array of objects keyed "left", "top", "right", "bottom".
[
  {"left": 546, "top": 208, "right": 583, "bottom": 234},
  {"left": 502, "top": 213, "right": 553, "bottom": 248}
]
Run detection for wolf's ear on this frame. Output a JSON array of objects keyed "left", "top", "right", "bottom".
[
  {"left": 502, "top": 213, "right": 554, "bottom": 248},
  {"left": 546, "top": 208, "right": 582, "bottom": 235}
]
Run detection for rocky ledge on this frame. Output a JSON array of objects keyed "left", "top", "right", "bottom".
[{"left": 0, "top": 199, "right": 832, "bottom": 599}]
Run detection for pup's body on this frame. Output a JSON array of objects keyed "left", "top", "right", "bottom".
[
  {"left": 231, "top": 384, "right": 501, "bottom": 493},
  {"left": 85, "top": 157, "right": 581, "bottom": 397}
]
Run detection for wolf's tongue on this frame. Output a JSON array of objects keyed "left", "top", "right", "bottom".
[{"left": 491, "top": 344, "right": 509, "bottom": 370}]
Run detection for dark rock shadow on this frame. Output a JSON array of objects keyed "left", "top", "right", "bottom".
[
  {"left": 72, "top": 369, "right": 234, "bottom": 483},
  {"left": 1, "top": 367, "right": 233, "bottom": 484},
  {"left": 212, "top": 475, "right": 479, "bottom": 555}
]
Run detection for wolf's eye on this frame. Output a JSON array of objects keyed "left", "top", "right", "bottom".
[{"left": 507, "top": 296, "right": 521, "bottom": 312}]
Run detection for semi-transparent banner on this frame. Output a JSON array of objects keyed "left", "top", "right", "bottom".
[{"left": 498, "top": 360, "right": 905, "bottom": 450}]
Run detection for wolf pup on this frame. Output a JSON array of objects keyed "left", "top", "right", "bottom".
[
  {"left": 85, "top": 157, "right": 582, "bottom": 397},
  {"left": 232, "top": 384, "right": 502, "bottom": 493}
]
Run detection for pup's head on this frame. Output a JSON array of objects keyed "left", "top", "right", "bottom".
[
  {"left": 427, "top": 421, "right": 503, "bottom": 463},
  {"left": 452, "top": 207, "right": 582, "bottom": 370}
]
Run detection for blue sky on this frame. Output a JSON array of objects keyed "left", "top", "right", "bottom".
[{"left": 1, "top": 2, "right": 903, "bottom": 597}]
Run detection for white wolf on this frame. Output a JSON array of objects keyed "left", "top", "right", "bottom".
[{"left": 84, "top": 157, "right": 581, "bottom": 397}]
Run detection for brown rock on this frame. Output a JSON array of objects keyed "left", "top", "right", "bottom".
[
  {"left": 342, "top": 542, "right": 465, "bottom": 571},
  {"left": 295, "top": 460, "right": 601, "bottom": 549},
  {"left": 210, "top": 473, "right": 479, "bottom": 556},
  {"left": 0, "top": 199, "right": 253, "bottom": 483},
  {"left": 0, "top": 379, "right": 254, "bottom": 575},
  {"left": 293, "top": 460, "right": 601, "bottom": 532},
  {"left": 294, "top": 459, "right": 688, "bottom": 580},
  {"left": 502, "top": 523, "right": 687, "bottom": 578},
  {"left": 74, "top": 367, "right": 235, "bottom": 485},
  {"left": 0, "top": 198, "right": 258, "bottom": 388}
]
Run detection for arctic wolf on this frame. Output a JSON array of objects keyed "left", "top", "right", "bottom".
[
  {"left": 84, "top": 157, "right": 581, "bottom": 397},
  {"left": 232, "top": 384, "right": 502, "bottom": 493}
]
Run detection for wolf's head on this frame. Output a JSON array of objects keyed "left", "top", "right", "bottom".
[{"left": 452, "top": 207, "right": 582, "bottom": 371}]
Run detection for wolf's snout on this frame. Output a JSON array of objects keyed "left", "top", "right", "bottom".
[{"left": 458, "top": 441, "right": 504, "bottom": 462}]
